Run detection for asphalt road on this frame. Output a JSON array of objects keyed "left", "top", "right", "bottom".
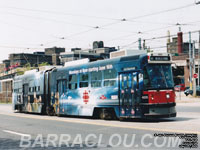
[{"left": 0, "top": 103, "right": 200, "bottom": 150}]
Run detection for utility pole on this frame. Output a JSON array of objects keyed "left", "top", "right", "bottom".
[
  {"left": 198, "top": 31, "right": 200, "bottom": 87},
  {"left": 189, "top": 32, "right": 193, "bottom": 90},
  {"left": 193, "top": 41, "right": 196, "bottom": 96}
]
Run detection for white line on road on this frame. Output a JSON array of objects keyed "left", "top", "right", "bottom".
[{"left": 3, "top": 130, "right": 31, "bottom": 137}]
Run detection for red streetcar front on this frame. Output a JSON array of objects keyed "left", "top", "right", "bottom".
[{"left": 141, "top": 53, "right": 176, "bottom": 118}]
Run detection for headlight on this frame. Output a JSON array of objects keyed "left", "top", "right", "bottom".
[{"left": 166, "top": 94, "right": 170, "bottom": 99}]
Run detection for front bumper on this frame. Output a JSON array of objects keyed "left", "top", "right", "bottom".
[
  {"left": 144, "top": 112, "right": 177, "bottom": 118},
  {"left": 142, "top": 102, "right": 177, "bottom": 118}
]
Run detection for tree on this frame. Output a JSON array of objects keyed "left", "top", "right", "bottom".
[{"left": 38, "top": 62, "right": 50, "bottom": 67}]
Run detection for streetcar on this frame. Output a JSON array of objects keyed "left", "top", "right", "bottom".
[{"left": 12, "top": 50, "right": 176, "bottom": 119}]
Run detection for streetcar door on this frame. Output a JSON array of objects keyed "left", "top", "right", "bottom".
[
  {"left": 22, "top": 84, "right": 29, "bottom": 109},
  {"left": 57, "top": 80, "right": 67, "bottom": 114},
  {"left": 119, "top": 72, "right": 138, "bottom": 117}
]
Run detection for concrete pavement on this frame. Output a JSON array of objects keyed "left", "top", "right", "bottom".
[
  {"left": 175, "top": 91, "right": 200, "bottom": 103},
  {"left": 0, "top": 101, "right": 200, "bottom": 149}
]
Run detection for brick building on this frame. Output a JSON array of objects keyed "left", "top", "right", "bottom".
[{"left": 0, "top": 79, "right": 12, "bottom": 103}]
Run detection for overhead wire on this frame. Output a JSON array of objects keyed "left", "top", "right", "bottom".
[
  {"left": 1, "top": 6, "right": 118, "bottom": 21},
  {"left": 0, "top": 10, "right": 94, "bottom": 28},
  {"left": 0, "top": 2, "right": 199, "bottom": 49},
  {"left": 118, "top": 29, "right": 200, "bottom": 50},
  {"left": 128, "top": 3, "right": 195, "bottom": 20},
  {"left": 0, "top": 19, "right": 59, "bottom": 39}
]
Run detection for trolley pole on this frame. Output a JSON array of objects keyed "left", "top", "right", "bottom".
[
  {"left": 138, "top": 38, "right": 142, "bottom": 50},
  {"left": 189, "top": 32, "right": 193, "bottom": 90}
]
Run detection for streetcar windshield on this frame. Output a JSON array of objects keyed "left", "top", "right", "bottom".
[{"left": 143, "top": 64, "right": 174, "bottom": 90}]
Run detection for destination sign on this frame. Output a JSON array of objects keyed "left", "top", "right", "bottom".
[{"left": 150, "top": 56, "right": 170, "bottom": 61}]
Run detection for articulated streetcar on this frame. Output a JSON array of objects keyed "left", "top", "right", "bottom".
[{"left": 12, "top": 50, "right": 176, "bottom": 120}]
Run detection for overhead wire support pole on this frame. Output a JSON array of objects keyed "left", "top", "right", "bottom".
[
  {"left": 193, "top": 41, "right": 196, "bottom": 97},
  {"left": 198, "top": 31, "right": 200, "bottom": 87},
  {"left": 189, "top": 32, "right": 193, "bottom": 90}
]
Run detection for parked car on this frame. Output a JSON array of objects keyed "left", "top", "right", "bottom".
[
  {"left": 184, "top": 86, "right": 200, "bottom": 96},
  {"left": 184, "top": 88, "right": 193, "bottom": 96},
  {"left": 174, "top": 84, "right": 185, "bottom": 91}
]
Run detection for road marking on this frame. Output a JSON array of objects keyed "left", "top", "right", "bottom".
[
  {"left": 3, "top": 129, "right": 31, "bottom": 137},
  {"left": 0, "top": 112, "right": 200, "bottom": 135}
]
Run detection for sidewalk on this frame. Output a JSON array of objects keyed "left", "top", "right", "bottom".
[{"left": 175, "top": 91, "right": 200, "bottom": 103}]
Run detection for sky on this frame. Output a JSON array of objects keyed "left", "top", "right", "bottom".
[{"left": 0, "top": 0, "right": 200, "bottom": 63}]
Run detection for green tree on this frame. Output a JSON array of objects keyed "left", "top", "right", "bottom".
[{"left": 38, "top": 62, "right": 50, "bottom": 67}]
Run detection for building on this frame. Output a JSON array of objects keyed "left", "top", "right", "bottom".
[
  {"left": 45, "top": 47, "right": 65, "bottom": 55},
  {"left": 60, "top": 41, "right": 117, "bottom": 64},
  {"left": 0, "top": 63, "right": 6, "bottom": 74},
  {"left": 60, "top": 50, "right": 104, "bottom": 64},
  {"left": 167, "top": 31, "right": 195, "bottom": 55},
  {"left": 0, "top": 78, "right": 12, "bottom": 103},
  {"left": 45, "top": 47, "right": 65, "bottom": 65},
  {"left": 0, "top": 43, "right": 116, "bottom": 102},
  {"left": 166, "top": 31, "right": 200, "bottom": 87},
  {"left": 9, "top": 52, "right": 52, "bottom": 68}
]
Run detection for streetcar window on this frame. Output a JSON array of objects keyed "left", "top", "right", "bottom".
[
  {"left": 68, "top": 83, "right": 77, "bottom": 90},
  {"left": 68, "top": 74, "right": 77, "bottom": 90},
  {"left": 80, "top": 82, "right": 88, "bottom": 88},
  {"left": 80, "top": 74, "right": 88, "bottom": 81},
  {"left": 103, "top": 69, "right": 117, "bottom": 87},
  {"left": 69, "top": 75, "right": 77, "bottom": 82},
  {"left": 29, "top": 87, "right": 31, "bottom": 92},
  {"left": 63, "top": 80, "right": 67, "bottom": 93},
  {"left": 104, "top": 80, "right": 116, "bottom": 87},
  {"left": 79, "top": 73, "right": 88, "bottom": 88},
  {"left": 91, "top": 72, "right": 102, "bottom": 81},
  {"left": 91, "top": 81, "right": 101, "bottom": 87},
  {"left": 36, "top": 86, "right": 40, "bottom": 92},
  {"left": 57, "top": 80, "right": 67, "bottom": 95},
  {"left": 91, "top": 71, "right": 102, "bottom": 88},
  {"left": 143, "top": 64, "right": 174, "bottom": 89},
  {"left": 104, "top": 69, "right": 117, "bottom": 79},
  {"left": 14, "top": 89, "right": 18, "bottom": 92}
]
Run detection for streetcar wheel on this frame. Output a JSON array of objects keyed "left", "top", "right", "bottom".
[{"left": 46, "top": 106, "right": 55, "bottom": 116}]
